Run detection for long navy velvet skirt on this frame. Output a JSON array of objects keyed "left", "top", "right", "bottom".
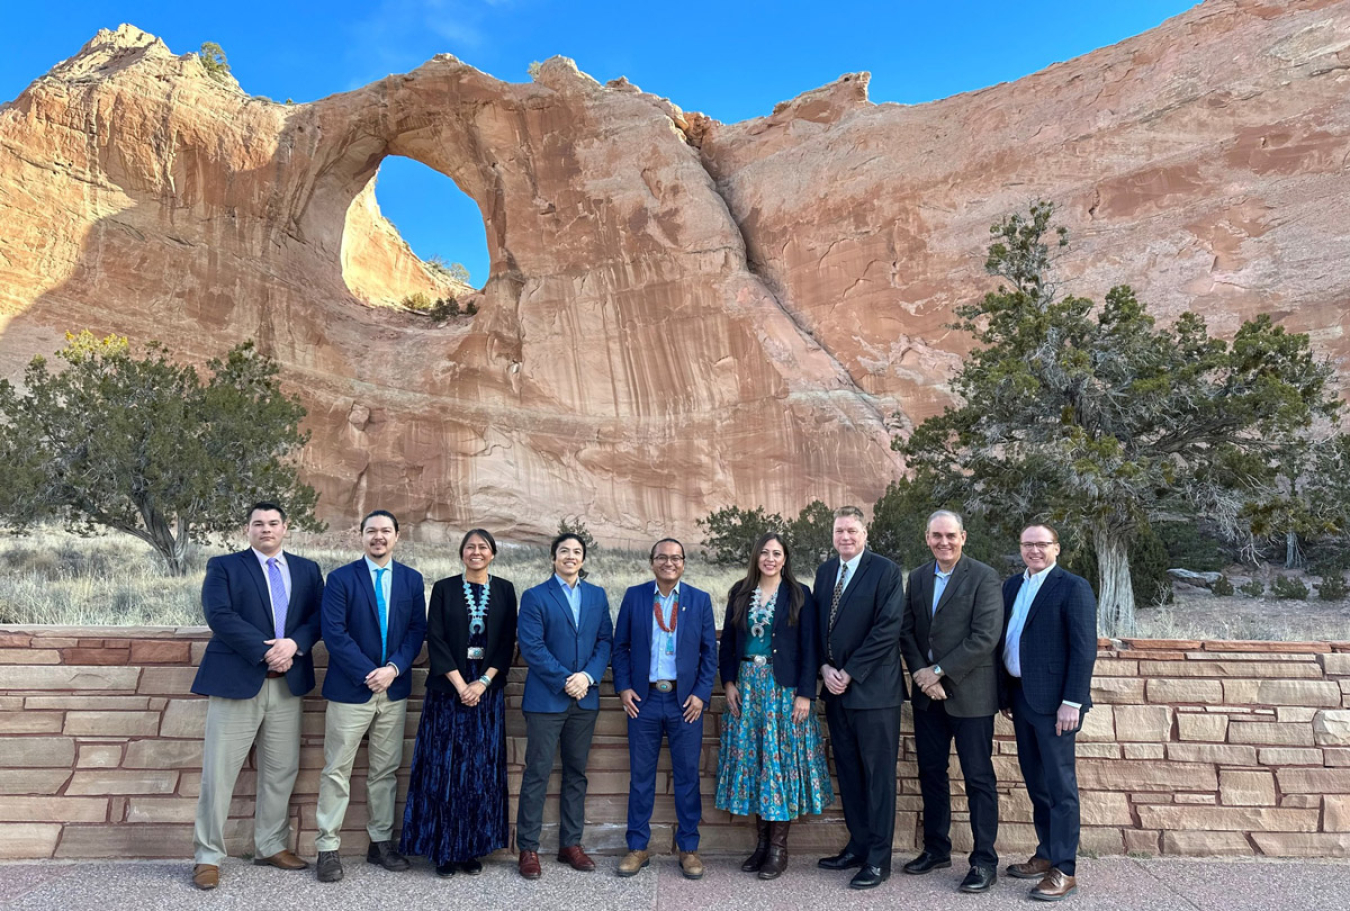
[{"left": 400, "top": 674, "right": 508, "bottom": 864}]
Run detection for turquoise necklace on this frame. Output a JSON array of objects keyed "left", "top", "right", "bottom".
[{"left": 463, "top": 576, "right": 491, "bottom": 634}]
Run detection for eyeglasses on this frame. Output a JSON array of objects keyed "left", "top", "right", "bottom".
[
  {"left": 1020, "top": 541, "right": 1058, "bottom": 551},
  {"left": 653, "top": 555, "right": 685, "bottom": 564}
]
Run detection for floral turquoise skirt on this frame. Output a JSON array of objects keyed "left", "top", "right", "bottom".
[{"left": 714, "top": 662, "right": 834, "bottom": 820}]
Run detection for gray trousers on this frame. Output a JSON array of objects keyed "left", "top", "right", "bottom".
[
  {"left": 193, "top": 678, "right": 302, "bottom": 865},
  {"left": 515, "top": 704, "right": 598, "bottom": 852}
]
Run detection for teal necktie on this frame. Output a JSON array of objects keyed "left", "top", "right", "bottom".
[{"left": 374, "top": 567, "right": 389, "bottom": 662}]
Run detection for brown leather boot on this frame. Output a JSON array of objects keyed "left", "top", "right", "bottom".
[
  {"left": 741, "top": 816, "right": 770, "bottom": 873},
  {"left": 758, "top": 820, "right": 791, "bottom": 880}
]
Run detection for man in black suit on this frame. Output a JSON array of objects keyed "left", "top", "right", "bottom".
[
  {"left": 900, "top": 510, "right": 1003, "bottom": 894},
  {"left": 1000, "top": 523, "right": 1097, "bottom": 902},
  {"left": 815, "top": 505, "right": 906, "bottom": 890}
]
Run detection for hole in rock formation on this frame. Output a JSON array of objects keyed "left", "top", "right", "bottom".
[{"left": 338, "top": 155, "right": 486, "bottom": 312}]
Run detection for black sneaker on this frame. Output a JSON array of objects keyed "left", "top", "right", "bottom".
[
  {"left": 435, "top": 861, "right": 456, "bottom": 877},
  {"left": 316, "top": 850, "right": 343, "bottom": 883},
  {"left": 367, "top": 840, "right": 411, "bottom": 871}
]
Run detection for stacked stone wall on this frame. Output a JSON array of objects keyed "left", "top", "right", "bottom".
[{"left": 2, "top": 628, "right": 1350, "bottom": 860}]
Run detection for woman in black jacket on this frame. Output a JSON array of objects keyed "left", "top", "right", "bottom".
[
  {"left": 714, "top": 531, "right": 833, "bottom": 879},
  {"left": 401, "top": 529, "right": 517, "bottom": 876}
]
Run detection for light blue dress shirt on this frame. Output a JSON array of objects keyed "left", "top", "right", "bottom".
[
  {"left": 1002, "top": 564, "right": 1053, "bottom": 678},
  {"left": 365, "top": 556, "right": 396, "bottom": 671},
  {"left": 555, "top": 573, "right": 582, "bottom": 626},
  {"left": 650, "top": 583, "right": 679, "bottom": 682}
]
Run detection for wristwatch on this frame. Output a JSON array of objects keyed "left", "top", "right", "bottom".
[{"left": 932, "top": 665, "right": 945, "bottom": 678}]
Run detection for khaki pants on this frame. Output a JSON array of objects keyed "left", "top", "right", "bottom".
[
  {"left": 315, "top": 691, "right": 408, "bottom": 851},
  {"left": 193, "top": 677, "right": 302, "bottom": 865}
]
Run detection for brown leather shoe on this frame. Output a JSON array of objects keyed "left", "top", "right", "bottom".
[
  {"left": 679, "top": 850, "right": 705, "bottom": 880},
  {"left": 1031, "top": 868, "right": 1077, "bottom": 901},
  {"left": 518, "top": 849, "right": 542, "bottom": 880},
  {"left": 192, "top": 864, "right": 218, "bottom": 890},
  {"left": 1008, "top": 856, "right": 1053, "bottom": 880},
  {"left": 254, "top": 849, "right": 309, "bottom": 870},
  {"left": 616, "top": 849, "right": 651, "bottom": 877},
  {"left": 557, "top": 844, "right": 596, "bottom": 872}
]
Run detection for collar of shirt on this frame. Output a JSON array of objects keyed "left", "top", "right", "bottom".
[
  {"left": 554, "top": 573, "right": 580, "bottom": 592},
  {"left": 654, "top": 582, "right": 680, "bottom": 606},
  {"left": 838, "top": 552, "right": 863, "bottom": 582},
  {"left": 364, "top": 556, "right": 393, "bottom": 574},
  {"left": 934, "top": 561, "right": 956, "bottom": 582},
  {"left": 253, "top": 548, "right": 285, "bottom": 568},
  {"left": 1022, "top": 561, "right": 1056, "bottom": 592}
]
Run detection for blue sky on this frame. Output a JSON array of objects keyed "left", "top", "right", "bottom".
[{"left": 3, "top": 1, "right": 1198, "bottom": 285}]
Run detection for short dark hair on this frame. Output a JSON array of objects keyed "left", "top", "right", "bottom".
[
  {"left": 649, "top": 537, "right": 685, "bottom": 561},
  {"left": 247, "top": 501, "right": 286, "bottom": 523},
  {"left": 460, "top": 528, "right": 497, "bottom": 557},
  {"left": 551, "top": 532, "right": 587, "bottom": 560},
  {"left": 1022, "top": 522, "right": 1059, "bottom": 544},
  {"left": 833, "top": 505, "right": 865, "bottom": 523},
  {"left": 361, "top": 509, "right": 399, "bottom": 533}
]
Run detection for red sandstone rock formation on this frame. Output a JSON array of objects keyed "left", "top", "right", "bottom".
[{"left": 0, "top": 0, "right": 1346, "bottom": 543}]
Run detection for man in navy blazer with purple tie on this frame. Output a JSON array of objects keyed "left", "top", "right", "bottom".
[
  {"left": 613, "top": 538, "right": 718, "bottom": 881},
  {"left": 314, "top": 510, "right": 426, "bottom": 883},
  {"left": 191, "top": 502, "right": 324, "bottom": 890}
]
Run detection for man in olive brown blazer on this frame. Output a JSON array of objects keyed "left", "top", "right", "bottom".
[{"left": 899, "top": 510, "right": 1003, "bottom": 894}]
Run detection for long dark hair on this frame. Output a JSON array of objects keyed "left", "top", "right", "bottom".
[{"left": 728, "top": 531, "right": 804, "bottom": 628}]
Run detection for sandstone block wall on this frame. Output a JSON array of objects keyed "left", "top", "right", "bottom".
[{"left": 3, "top": 628, "right": 1350, "bottom": 860}]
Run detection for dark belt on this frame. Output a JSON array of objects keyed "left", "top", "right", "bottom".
[
  {"left": 741, "top": 656, "right": 770, "bottom": 667},
  {"left": 652, "top": 679, "right": 675, "bottom": 693},
  {"left": 266, "top": 671, "right": 285, "bottom": 679}
]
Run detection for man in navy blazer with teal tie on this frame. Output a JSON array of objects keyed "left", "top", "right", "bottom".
[
  {"left": 314, "top": 510, "right": 426, "bottom": 883},
  {"left": 612, "top": 538, "right": 718, "bottom": 880},
  {"left": 514, "top": 532, "right": 613, "bottom": 880}
]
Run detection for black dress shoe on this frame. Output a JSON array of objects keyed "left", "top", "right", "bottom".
[
  {"left": 459, "top": 859, "right": 483, "bottom": 875},
  {"left": 435, "top": 862, "right": 456, "bottom": 877},
  {"left": 818, "top": 849, "right": 866, "bottom": 870},
  {"left": 959, "top": 865, "right": 997, "bottom": 893},
  {"left": 903, "top": 851, "right": 952, "bottom": 875},
  {"left": 367, "top": 840, "right": 411, "bottom": 871},
  {"left": 849, "top": 865, "right": 889, "bottom": 890}
]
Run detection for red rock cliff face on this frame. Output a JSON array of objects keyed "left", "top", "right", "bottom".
[{"left": 0, "top": 0, "right": 1346, "bottom": 543}]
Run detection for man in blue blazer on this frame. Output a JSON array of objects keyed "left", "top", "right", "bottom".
[
  {"left": 1000, "top": 523, "right": 1097, "bottom": 902},
  {"left": 613, "top": 538, "right": 718, "bottom": 880},
  {"left": 191, "top": 502, "right": 324, "bottom": 890},
  {"left": 314, "top": 510, "right": 427, "bottom": 883},
  {"left": 515, "top": 533, "right": 613, "bottom": 880}
]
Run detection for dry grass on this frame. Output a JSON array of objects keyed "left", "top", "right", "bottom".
[
  {"left": 3, "top": 528, "right": 1348, "bottom": 641},
  {"left": 0, "top": 527, "right": 746, "bottom": 626}
]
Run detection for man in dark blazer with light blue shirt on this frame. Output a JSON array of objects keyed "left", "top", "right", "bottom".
[
  {"left": 900, "top": 509, "right": 1004, "bottom": 894},
  {"left": 613, "top": 537, "right": 718, "bottom": 880},
  {"left": 999, "top": 523, "right": 1096, "bottom": 902},
  {"left": 314, "top": 509, "right": 426, "bottom": 883},
  {"left": 815, "top": 506, "right": 906, "bottom": 890},
  {"left": 191, "top": 502, "right": 324, "bottom": 890},
  {"left": 514, "top": 532, "right": 613, "bottom": 880}
]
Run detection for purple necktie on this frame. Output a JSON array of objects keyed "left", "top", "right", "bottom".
[{"left": 266, "top": 557, "right": 289, "bottom": 639}]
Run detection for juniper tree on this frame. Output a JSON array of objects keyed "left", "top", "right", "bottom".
[{"left": 898, "top": 202, "right": 1340, "bottom": 635}]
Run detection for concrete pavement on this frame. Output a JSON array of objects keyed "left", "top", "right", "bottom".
[{"left": 3, "top": 853, "right": 1350, "bottom": 910}]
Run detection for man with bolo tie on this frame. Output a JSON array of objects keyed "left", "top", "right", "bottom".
[
  {"left": 613, "top": 537, "right": 718, "bottom": 880},
  {"left": 814, "top": 506, "right": 906, "bottom": 890}
]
